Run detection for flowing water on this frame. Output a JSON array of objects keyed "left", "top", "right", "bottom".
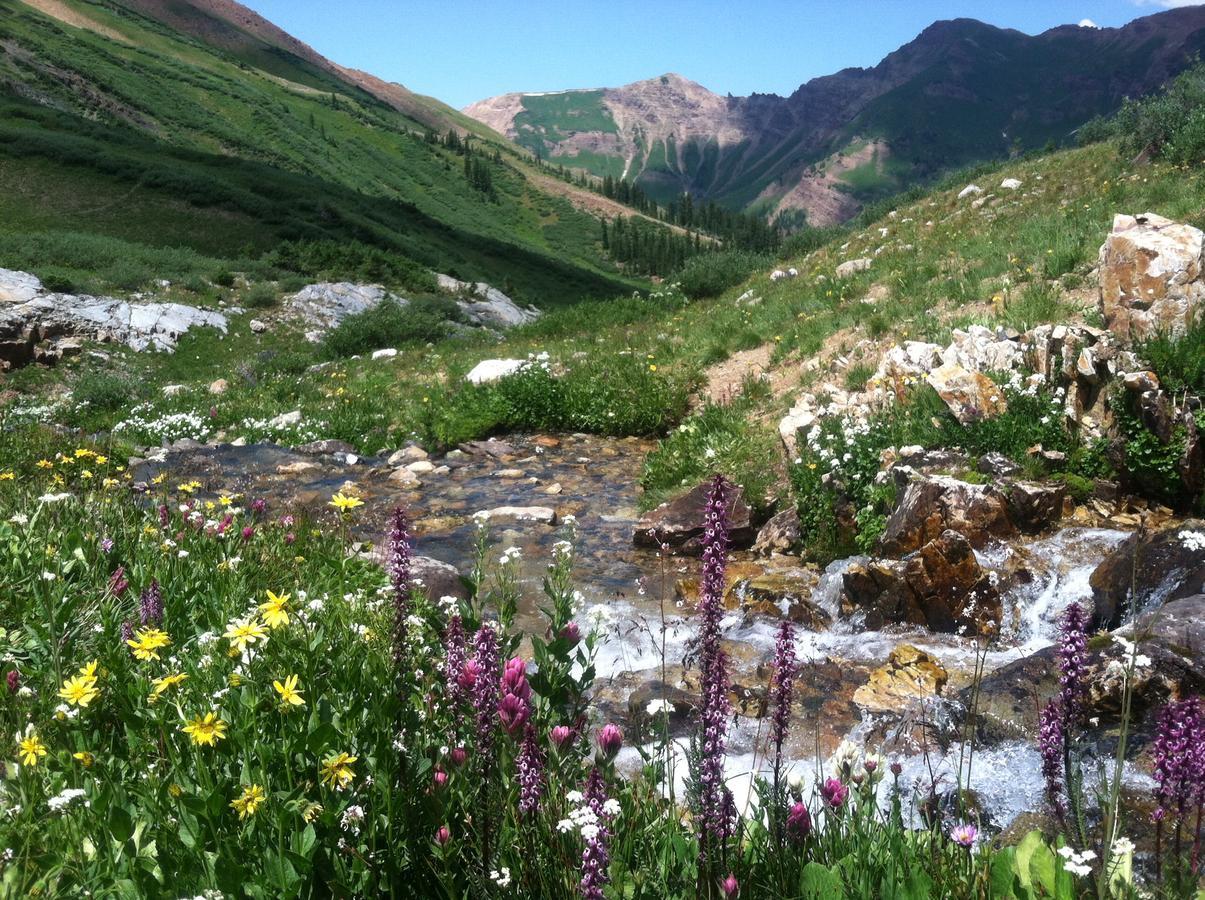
[{"left": 140, "top": 433, "right": 1135, "bottom": 829}]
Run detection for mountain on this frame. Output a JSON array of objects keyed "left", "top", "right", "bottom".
[
  {"left": 465, "top": 8, "right": 1205, "bottom": 226},
  {"left": 0, "top": 0, "right": 644, "bottom": 304}
]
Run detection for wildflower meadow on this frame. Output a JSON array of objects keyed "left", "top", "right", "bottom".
[{"left": 0, "top": 444, "right": 1202, "bottom": 898}]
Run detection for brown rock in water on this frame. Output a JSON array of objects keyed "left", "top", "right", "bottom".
[
  {"left": 1098, "top": 213, "right": 1205, "bottom": 342},
  {"left": 879, "top": 473, "right": 1016, "bottom": 556},
  {"left": 752, "top": 507, "right": 801, "bottom": 555},
  {"left": 843, "top": 530, "right": 1001, "bottom": 633},
  {"left": 852, "top": 644, "right": 948, "bottom": 712},
  {"left": 634, "top": 480, "right": 755, "bottom": 554},
  {"left": 1006, "top": 481, "right": 1067, "bottom": 534},
  {"left": 1089, "top": 521, "right": 1205, "bottom": 629}
]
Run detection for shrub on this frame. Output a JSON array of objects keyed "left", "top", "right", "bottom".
[
  {"left": 321, "top": 297, "right": 462, "bottom": 359},
  {"left": 1139, "top": 317, "right": 1205, "bottom": 394},
  {"left": 677, "top": 250, "right": 772, "bottom": 299},
  {"left": 242, "top": 283, "right": 279, "bottom": 309},
  {"left": 212, "top": 269, "right": 236, "bottom": 287},
  {"left": 1089, "top": 62, "right": 1205, "bottom": 164}
]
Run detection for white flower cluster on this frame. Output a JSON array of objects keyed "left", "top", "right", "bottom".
[
  {"left": 1056, "top": 845, "right": 1096, "bottom": 877},
  {"left": 556, "top": 794, "right": 620, "bottom": 840},
  {"left": 47, "top": 787, "right": 88, "bottom": 813},
  {"left": 498, "top": 546, "right": 522, "bottom": 566},
  {"left": 113, "top": 404, "right": 211, "bottom": 443},
  {"left": 340, "top": 804, "right": 365, "bottom": 834},
  {"left": 490, "top": 867, "right": 512, "bottom": 888},
  {"left": 1180, "top": 530, "right": 1205, "bottom": 552}
]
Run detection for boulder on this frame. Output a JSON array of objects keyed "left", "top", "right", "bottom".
[
  {"left": 842, "top": 530, "right": 1001, "bottom": 633},
  {"left": 1005, "top": 481, "right": 1067, "bottom": 533},
  {"left": 249, "top": 318, "right": 268, "bottom": 334},
  {"left": 410, "top": 555, "right": 469, "bottom": 602},
  {"left": 634, "top": 480, "right": 755, "bottom": 554},
  {"left": 1000, "top": 178, "right": 1023, "bottom": 191},
  {"left": 925, "top": 361, "right": 1008, "bottom": 424},
  {"left": 751, "top": 508, "right": 801, "bottom": 555},
  {"left": 1088, "top": 521, "right": 1205, "bottom": 629},
  {"left": 208, "top": 378, "right": 229, "bottom": 395},
  {"left": 1098, "top": 213, "right": 1205, "bottom": 341},
  {"left": 957, "top": 184, "right": 983, "bottom": 199},
  {"left": 852, "top": 644, "right": 949, "bottom": 712},
  {"left": 879, "top": 473, "right": 1016, "bottom": 556},
  {"left": 835, "top": 258, "right": 872, "bottom": 279},
  {"left": 476, "top": 506, "right": 557, "bottom": 525},
  {"left": 387, "top": 445, "right": 429, "bottom": 465},
  {"left": 465, "top": 358, "right": 526, "bottom": 385},
  {"left": 436, "top": 274, "right": 541, "bottom": 328},
  {"left": 285, "top": 282, "right": 398, "bottom": 330},
  {"left": 941, "top": 325, "right": 1023, "bottom": 374},
  {"left": 296, "top": 439, "right": 357, "bottom": 456},
  {"left": 371, "top": 347, "right": 397, "bottom": 360}
]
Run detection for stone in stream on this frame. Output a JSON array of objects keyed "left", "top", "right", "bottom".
[
  {"left": 296, "top": 439, "right": 357, "bottom": 456},
  {"left": 852, "top": 644, "right": 948, "bottom": 712},
  {"left": 1005, "top": 481, "right": 1067, "bottom": 534},
  {"left": 476, "top": 506, "right": 557, "bottom": 525},
  {"left": 1088, "top": 520, "right": 1205, "bottom": 629},
  {"left": 879, "top": 472, "right": 1016, "bottom": 556},
  {"left": 842, "top": 530, "right": 1001, "bottom": 633},
  {"left": 633, "top": 480, "right": 755, "bottom": 554},
  {"left": 751, "top": 508, "right": 801, "bottom": 555}
]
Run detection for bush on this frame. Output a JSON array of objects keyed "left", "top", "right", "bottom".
[
  {"left": 68, "top": 373, "right": 138, "bottom": 424},
  {"left": 677, "top": 250, "right": 772, "bottom": 299},
  {"left": 242, "top": 283, "right": 279, "bottom": 309},
  {"left": 1139, "top": 317, "right": 1205, "bottom": 394},
  {"left": 1086, "top": 63, "right": 1205, "bottom": 164},
  {"left": 268, "top": 240, "right": 437, "bottom": 294},
  {"left": 321, "top": 297, "right": 462, "bottom": 359}
]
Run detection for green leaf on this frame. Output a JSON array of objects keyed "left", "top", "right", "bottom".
[
  {"left": 990, "top": 847, "right": 1020, "bottom": 899},
  {"left": 1014, "top": 830, "right": 1044, "bottom": 890},
  {"left": 1028, "top": 842, "right": 1059, "bottom": 896},
  {"left": 109, "top": 806, "right": 134, "bottom": 844},
  {"left": 800, "top": 861, "right": 844, "bottom": 899}
]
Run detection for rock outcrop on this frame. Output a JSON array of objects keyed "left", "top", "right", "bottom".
[
  {"left": 0, "top": 268, "right": 228, "bottom": 369},
  {"left": 435, "top": 274, "right": 541, "bottom": 328},
  {"left": 852, "top": 644, "right": 949, "bottom": 712},
  {"left": 1099, "top": 213, "right": 1205, "bottom": 341},
  {"left": 879, "top": 473, "right": 1016, "bottom": 555}
]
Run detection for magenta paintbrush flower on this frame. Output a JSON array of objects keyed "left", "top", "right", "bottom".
[
  {"left": 821, "top": 777, "right": 849, "bottom": 809},
  {"left": 596, "top": 723, "right": 623, "bottom": 760}
]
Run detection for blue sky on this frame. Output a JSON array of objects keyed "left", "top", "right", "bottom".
[{"left": 240, "top": 0, "right": 1201, "bottom": 109}]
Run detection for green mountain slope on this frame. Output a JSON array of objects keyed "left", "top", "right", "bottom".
[{"left": 0, "top": 0, "right": 636, "bottom": 303}]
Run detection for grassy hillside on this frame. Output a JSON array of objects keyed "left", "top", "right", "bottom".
[{"left": 0, "top": 0, "right": 636, "bottom": 303}]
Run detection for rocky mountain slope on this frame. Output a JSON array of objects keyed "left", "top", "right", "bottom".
[{"left": 466, "top": 8, "right": 1205, "bottom": 226}]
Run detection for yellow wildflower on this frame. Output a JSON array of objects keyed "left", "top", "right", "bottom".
[
  {"left": 58, "top": 673, "right": 100, "bottom": 708},
  {"left": 181, "top": 711, "right": 228, "bottom": 747},
  {"left": 73, "top": 751, "right": 94, "bottom": 767},
  {"left": 328, "top": 492, "right": 364, "bottom": 513},
  {"left": 36, "top": 459, "right": 53, "bottom": 469},
  {"left": 273, "top": 674, "right": 305, "bottom": 709},
  {"left": 301, "top": 801, "right": 323, "bottom": 823},
  {"left": 223, "top": 617, "right": 268, "bottom": 654},
  {"left": 319, "top": 752, "right": 357, "bottom": 790},
  {"left": 151, "top": 473, "right": 167, "bottom": 485},
  {"left": 78, "top": 659, "right": 99, "bottom": 680},
  {"left": 230, "top": 784, "right": 266, "bottom": 820},
  {"left": 127, "top": 627, "right": 171, "bottom": 661},
  {"left": 150, "top": 672, "right": 188, "bottom": 700},
  {"left": 18, "top": 732, "right": 47, "bottom": 767},
  {"left": 94, "top": 455, "right": 107, "bottom": 465},
  {"left": 259, "top": 590, "right": 291, "bottom": 629},
  {"left": 0, "top": 472, "right": 14, "bottom": 481},
  {"left": 168, "top": 783, "right": 183, "bottom": 798}
]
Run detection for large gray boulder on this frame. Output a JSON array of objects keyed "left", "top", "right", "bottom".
[
  {"left": 634, "top": 480, "right": 755, "bottom": 555},
  {"left": 285, "top": 282, "right": 399, "bottom": 331}
]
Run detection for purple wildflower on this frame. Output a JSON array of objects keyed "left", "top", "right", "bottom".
[
  {"left": 387, "top": 507, "right": 412, "bottom": 668},
  {"left": 100, "top": 537, "right": 114, "bottom": 554},
  {"left": 950, "top": 823, "right": 978, "bottom": 849},
  {"left": 821, "top": 778, "right": 849, "bottom": 810},
  {"left": 138, "top": 579, "right": 163, "bottom": 626},
  {"left": 250, "top": 498, "right": 266, "bottom": 516},
  {"left": 157, "top": 504, "right": 169, "bottom": 528},
  {"left": 434, "top": 825, "right": 451, "bottom": 846},
  {"left": 596, "top": 723, "right": 623, "bottom": 760},
  {"left": 770, "top": 620, "right": 796, "bottom": 786},
  {"left": 1152, "top": 696, "right": 1204, "bottom": 820},
  {"left": 697, "top": 475, "right": 735, "bottom": 865},
  {"left": 498, "top": 657, "right": 531, "bottom": 736},
  {"left": 241, "top": 525, "right": 254, "bottom": 541},
  {"left": 1038, "top": 699, "right": 1066, "bottom": 815},
  {"left": 516, "top": 724, "right": 545, "bottom": 816},
  {"left": 5, "top": 670, "right": 19, "bottom": 695},
  {"left": 120, "top": 620, "right": 134, "bottom": 646},
  {"left": 579, "top": 766, "right": 612, "bottom": 900},
  {"left": 1056, "top": 602, "right": 1088, "bottom": 725},
  {"left": 471, "top": 625, "right": 500, "bottom": 759},
  {"left": 721, "top": 874, "right": 740, "bottom": 898},
  {"left": 109, "top": 566, "right": 129, "bottom": 597},
  {"left": 786, "top": 801, "right": 811, "bottom": 841},
  {"left": 551, "top": 724, "right": 573, "bottom": 748}
]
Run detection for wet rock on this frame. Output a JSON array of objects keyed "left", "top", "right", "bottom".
[
  {"left": 459, "top": 439, "right": 516, "bottom": 459},
  {"left": 926, "top": 361, "right": 1008, "bottom": 424},
  {"left": 1088, "top": 520, "right": 1205, "bottom": 629},
  {"left": 387, "top": 446, "right": 428, "bottom": 465},
  {"left": 879, "top": 473, "right": 1016, "bottom": 556},
  {"left": 1099, "top": 213, "right": 1205, "bottom": 341},
  {"left": 674, "top": 560, "right": 767, "bottom": 609},
  {"left": 543, "top": 482, "right": 563, "bottom": 495},
  {"left": 852, "top": 644, "right": 948, "bottom": 712},
  {"left": 477, "top": 506, "right": 557, "bottom": 525},
  {"left": 275, "top": 460, "right": 320, "bottom": 475},
  {"left": 388, "top": 466, "right": 421, "bottom": 487},
  {"left": 633, "top": 480, "right": 755, "bottom": 554},
  {"left": 843, "top": 530, "right": 1001, "bottom": 633},
  {"left": 410, "top": 555, "right": 469, "bottom": 601},
  {"left": 734, "top": 570, "right": 830, "bottom": 630},
  {"left": 493, "top": 468, "right": 525, "bottom": 479},
  {"left": 1006, "top": 481, "right": 1067, "bottom": 533},
  {"left": 406, "top": 460, "right": 435, "bottom": 475},
  {"left": 752, "top": 508, "right": 801, "bottom": 555},
  {"left": 627, "top": 681, "right": 698, "bottom": 732},
  {"left": 297, "top": 439, "right": 357, "bottom": 456}
]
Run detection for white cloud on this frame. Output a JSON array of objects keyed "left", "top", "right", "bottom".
[
  {"left": 1131, "top": 1, "right": 1205, "bottom": 8},
  {"left": 1078, "top": 18, "right": 1099, "bottom": 26}
]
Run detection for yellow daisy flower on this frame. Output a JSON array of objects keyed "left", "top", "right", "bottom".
[
  {"left": 181, "top": 711, "right": 228, "bottom": 747},
  {"left": 272, "top": 674, "right": 305, "bottom": 709},
  {"left": 127, "top": 627, "right": 171, "bottom": 661},
  {"left": 73, "top": 750, "right": 94, "bottom": 767},
  {"left": 18, "top": 732, "right": 47, "bottom": 767},
  {"left": 150, "top": 672, "right": 188, "bottom": 700},
  {"left": 58, "top": 673, "right": 100, "bottom": 708},
  {"left": 223, "top": 617, "right": 268, "bottom": 654},
  {"left": 230, "top": 784, "right": 266, "bottom": 820},
  {"left": 259, "top": 591, "right": 291, "bottom": 629},
  {"left": 328, "top": 492, "right": 363, "bottom": 513},
  {"left": 319, "top": 752, "right": 357, "bottom": 791}
]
